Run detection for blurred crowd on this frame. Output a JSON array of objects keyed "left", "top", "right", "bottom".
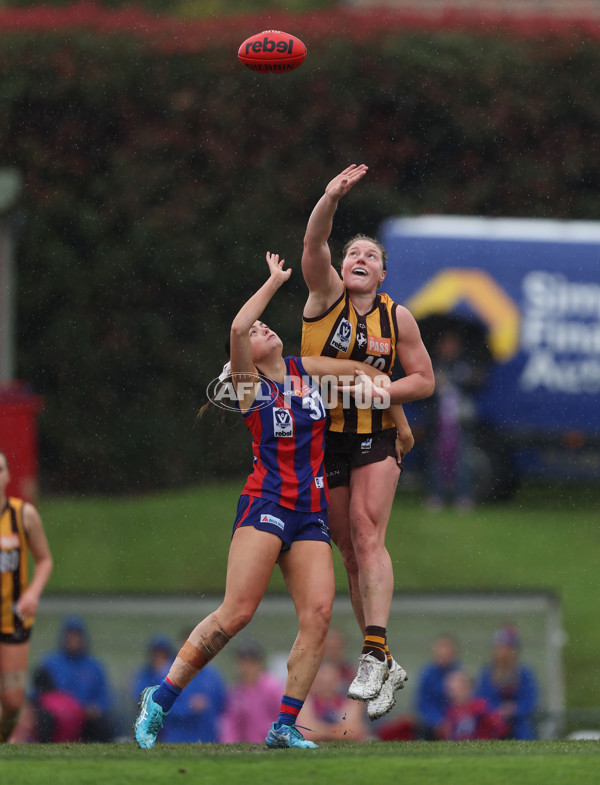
[{"left": 7, "top": 617, "right": 539, "bottom": 745}]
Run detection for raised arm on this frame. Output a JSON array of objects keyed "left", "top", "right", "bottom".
[
  {"left": 229, "top": 252, "right": 291, "bottom": 409},
  {"left": 302, "top": 164, "right": 368, "bottom": 317}
]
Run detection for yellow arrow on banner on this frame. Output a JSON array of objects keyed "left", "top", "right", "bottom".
[{"left": 406, "top": 269, "right": 521, "bottom": 362}]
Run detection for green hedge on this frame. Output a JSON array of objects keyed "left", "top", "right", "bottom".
[{"left": 2, "top": 17, "right": 600, "bottom": 492}]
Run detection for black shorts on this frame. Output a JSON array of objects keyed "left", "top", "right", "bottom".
[
  {"left": 0, "top": 626, "right": 32, "bottom": 644},
  {"left": 324, "top": 428, "right": 401, "bottom": 489}
]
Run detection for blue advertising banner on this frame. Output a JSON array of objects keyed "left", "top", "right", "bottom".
[{"left": 380, "top": 216, "right": 600, "bottom": 438}]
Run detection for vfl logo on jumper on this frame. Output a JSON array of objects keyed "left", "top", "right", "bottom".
[
  {"left": 330, "top": 319, "right": 353, "bottom": 353},
  {"left": 314, "top": 476, "right": 325, "bottom": 489},
  {"left": 273, "top": 407, "right": 293, "bottom": 437},
  {"left": 360, "top": 438, "right": 373, "bottom": 454},
  {"left": 260, "top": 513, "right": 285, "bottom": 531}
]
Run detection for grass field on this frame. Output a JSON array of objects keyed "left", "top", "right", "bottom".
[
  {"left": 2, "top": 740, "right": 600, "bottom": 785},
  {"left": 36, "top": 481, "right": 600, "bottom": 709}
]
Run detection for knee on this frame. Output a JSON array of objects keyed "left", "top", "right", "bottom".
[
  {"left": 218, "top": 604, "right": 255, "bottom": 637},
  {"left": 351, "top": 516, "right": 383, "bottom": 560},
  {"left": 299, "top": 601, "right": 332, "bottom": 641}
]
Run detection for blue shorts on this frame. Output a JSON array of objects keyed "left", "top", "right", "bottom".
[{"left": 232, "top": 495, "right": 330, "bottom": 552}]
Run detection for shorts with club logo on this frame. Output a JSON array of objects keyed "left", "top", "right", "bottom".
[
  {"left": 232, "top": 495, "right": 330, "bottom": 552},
  {"left": 324, "top": 427, "right": 401, "bottom": 489}
]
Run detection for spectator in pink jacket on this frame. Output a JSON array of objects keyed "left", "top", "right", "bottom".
[{"left": 220, "top": 642, "right": 283, "bottom": 744}]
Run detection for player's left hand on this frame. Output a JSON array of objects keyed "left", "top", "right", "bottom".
[{"left": 266, "top": 251, "right": 292, "bottom": 286}]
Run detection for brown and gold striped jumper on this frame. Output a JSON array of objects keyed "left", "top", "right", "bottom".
[
  {"left": 302, "top": 289, "right": 399, "bottom": 434},
  {"left": 0, "top": 498, "right": 32, "bottom": 638}
]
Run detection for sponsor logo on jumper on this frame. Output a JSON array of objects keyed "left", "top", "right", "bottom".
[
  {"left": 330, "top": 319, "right": 353, "bottom": 353},
  {"left": 0, "top": 535, "right": 20, "bottom": 550},
  {"left": 273, "top": 407, "right": 294, "bottom": 437},
  {"left": 260, "top": 513, "right": 285, "bottom": 531},
  {"left": 245, "top": 37, "right": 295, "bottom": 55},
  {"left": 367, "top": 336, "right": 391, "bottom": 355}
]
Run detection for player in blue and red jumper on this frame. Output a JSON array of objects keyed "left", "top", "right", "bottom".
[{"left": 135, "top": 252, "right": 410, "bottom": 750}]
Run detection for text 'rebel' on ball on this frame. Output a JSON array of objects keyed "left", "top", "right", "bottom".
[{"left": 238, "top": 30, "right": 307, "bottom": 74}]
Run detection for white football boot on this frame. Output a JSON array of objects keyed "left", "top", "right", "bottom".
[
  {"left": 347, "top": 653, "right": 389, "bottom": 701},
  {"left": 367, "top": 658, "right": 408, "bottom": 720}
]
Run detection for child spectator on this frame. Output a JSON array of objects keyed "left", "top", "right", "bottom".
[{"left": 440, "top": 669, "right": 508, "bottom": 741}]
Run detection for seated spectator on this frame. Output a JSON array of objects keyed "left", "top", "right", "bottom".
[
  {"left": 439, "top": 669, "right": 508, "bottom": 741},
  {"left": 132, "top": 635, "right": 176, "bottom": 706},
  {"left": 415, "top": 634, "right": 461, "bottom": 739},
  {"left": 298, "top": 661, "right": 367, "bottom": 742},
  {"left": 33, "top": 666, "right": 86, "bottom": 743},
  {"left": 220, "top": 641, "right": 283, "bottom": 744},
  {"left": 37, "top": 615, "right": 116, "bottom": 742},
  {"left": 475, "top": 624, "right": 538, "bottom": 740}
]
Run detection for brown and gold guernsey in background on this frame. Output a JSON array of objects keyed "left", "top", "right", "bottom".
[
  {"left": 302, "top": 289, "right": 400, "bottom": 433},
  {"left": 0, "top": 497, "right": 32, "bottom": 638}
]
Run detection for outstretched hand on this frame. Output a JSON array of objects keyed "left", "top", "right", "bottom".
[
  {"left": 325, "top": 164, "right": 368, "bottom": 201},
  {"left": 266, "top": 251, "right": 292, "bottom": 286}
]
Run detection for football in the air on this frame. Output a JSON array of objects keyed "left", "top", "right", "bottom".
[{"left": 238, "top": 30, "right": 307, "bottom": 74}]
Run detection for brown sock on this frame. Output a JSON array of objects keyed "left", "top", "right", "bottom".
[{"left": 362, "top": 625, "right": 387, "bottom": 662}]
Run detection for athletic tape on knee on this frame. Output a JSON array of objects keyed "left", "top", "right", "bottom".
[{"left": 0, "top": 670, "right": 26, "bottom": 693}]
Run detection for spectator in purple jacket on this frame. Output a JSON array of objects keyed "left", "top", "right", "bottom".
[
  {"left": 220, "top": 641, "right": 283, "bottom": 743},
  {"left": 475, "top": 625, "right": 538, "bottom": 740}
]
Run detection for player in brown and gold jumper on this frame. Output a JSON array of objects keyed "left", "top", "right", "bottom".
[
  {"left": 301, "top": 165, "right": 435, "bottom": 720},
  {"left": 0, "top": 450, "right": 53, "bottom": 741}
]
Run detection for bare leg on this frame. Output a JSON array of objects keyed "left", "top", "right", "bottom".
[
  {"left": 278, "top": 540, "right": 335, "bottom": 700},
  {"left": 349, "top": 457, "right": 400, "bottom": 630},
  {"left": 0, "top": 642, "right": 28, "bottom": 742},
  {"left": 167, "top": 527, "right": 282, "bottom": 688},
  {"left": 327, "top": 486, "right": 365, "bottom": 634}
]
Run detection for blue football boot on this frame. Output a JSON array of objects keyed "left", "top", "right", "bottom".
[{"left": 134, "top": 686, "right": 168, "bottom": 749}]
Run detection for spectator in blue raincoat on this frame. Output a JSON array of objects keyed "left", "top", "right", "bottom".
[
  {"left": 415, "top": 634, "right": 461, "bottom": 739},
  {"left": 37, "top": 615, "right": 115, "bottom": 741}
]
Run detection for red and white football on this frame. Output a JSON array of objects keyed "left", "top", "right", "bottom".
[{"left": 238, "top": 30, "right": 307, "bottom": 74}]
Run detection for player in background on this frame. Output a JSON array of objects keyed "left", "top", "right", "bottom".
[
  {"left": 134, "top": 252, "right": 407, "bottom": 750},
  {"left": 301, "top": 164, "right": 435, "bottom": 719},
  {"left": 0, "top": 450, "right": 53, "bottom": 742}
]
